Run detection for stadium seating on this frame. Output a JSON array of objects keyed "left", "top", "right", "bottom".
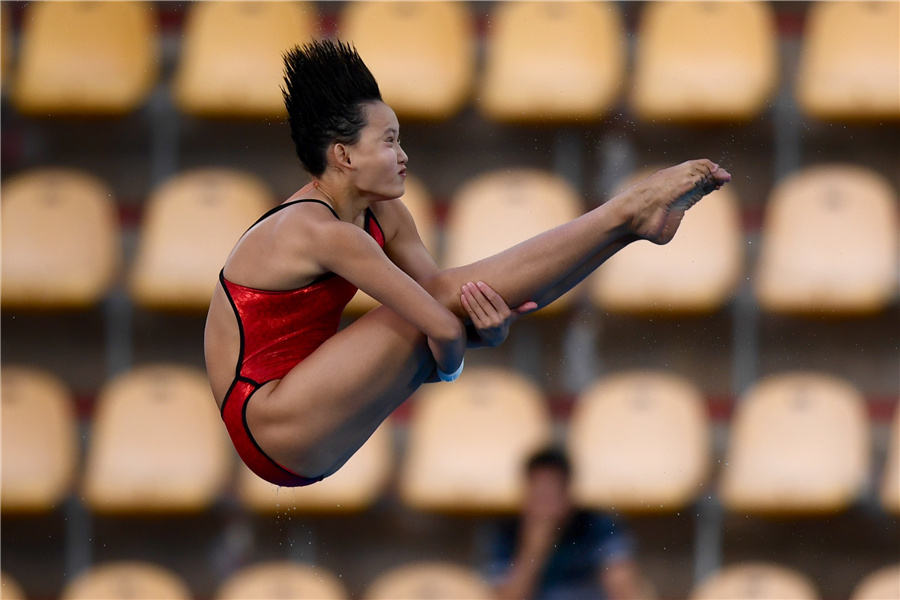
[
  {"left": 589, "top": 168, "right": 744, "bottom": 314},
  {"left": 442, "top": 168, "right": 584, "bottom": 315},
  {"left": 567, "top": 371, "right": 711, "bottom": 512},
  {"left": 337, "top": 1, "right": 476, "bottom": 120},
  {"left": 129, "top": 168, "right": 275, "bottom": 311},
  {"left": 795, "top": 1, "right": 900, "bottom": 121},
  {"left": 1, "top": 2, "right": 897, "bottom": 597},
  {"left": 61, "top": 561, "right": 192, "bottom": 600},
  {"left": 216, "top": 561, "right": 348, "bottom": 600},
  {"left": 0, "top": 572, "right": 26, "bottom": 600},
  {"left": 81, "top": 364, "right": 232, "bottom": 514},
  {"left": 345, "top": 175, "right": 438, "bottom": 314},
  {"left": 237, "top": 419, "right": 394, "bottom": 514},
  {"left": 630, "top": 1, "right": 779, "bottom": 122},
  {"left": 173, "top": 1, "right": 319, "bottom": 118},
  {"left": 754, "top": 164, "right": 899, "bottom": 314},
  {"left": 850, "top": 563, "right": 900, "bottom": 600},
  {"left": 363, "top": 561, "right": 493, "bottom": 600},
  {"left": 689, "top": 562, "right": 819, "bottom": 600},
  {"left": 399, "top": 367, "right": 553, "bottom": 513},
  {"left": 1, "top": 2, "right": 10, "bottom": 92},
  {"left": 0, "top": 367, "right": 78, "bottom": 513},
  {"left": 881, "top": 406, "right": 900, "bottom": 514},
  {"left": 1, "top": 168, "right": 121, "bottom": 309},
  {"left": 11, "top": 1, "right": 158, "bottom": 115},
  {"left": 718, "top": 372, "right": 870, "bottom": 515},
  {"left": 477, "top": 1, "right": 626, "bottom": 123}
]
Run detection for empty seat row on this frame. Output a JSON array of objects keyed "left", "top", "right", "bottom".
[
  {"left": 0, "top": 559, "right": 492, "bottom": 600},
  {"left": 2, "top": 363, "right": 897, "bottom": 517},
  {"left": 3, "top": 1, "right": 898, "bottom": 122},
  {"left": 2, "top": 163, "right": 897, "bottom": 315},
  {"left": 3, "top": 559, "right": 898, "bottom": 600}
]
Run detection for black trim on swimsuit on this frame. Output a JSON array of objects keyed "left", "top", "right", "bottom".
[
  {"left": 219, "top": 269, "right": 247, "bottom": 385},
  {"left": 247, "top": 198, "right": 339, "bottom": 230}
]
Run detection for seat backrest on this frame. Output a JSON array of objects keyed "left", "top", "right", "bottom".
[
  {"left": 82, "top": 364, "right": 232, "bottom": 514},
  {"left": 238, "top": 419, "right": 393, "bottom": 514},
  {"left": 690, "top": 562, "right": 819, "bottom": 600},
  {"left": 568, "top": 371, "right": 711, "bottom": 512},
  {"left": 850, "top": 563, "right": 900, "bottom": 600},
  {"left": 630, "top": 1, "right": 779, "bottom": 122},
  {"left": 0, "top": 572, "right": 26, "bottom": 600},
  {"left": 345, "top": 175, "right": 438, "bottom": 314},
  {"left": 364, "top": 562, "right": 493, "bottom": 600},
  {"left": 1, "top": 168, "right": 121, "bottom": 309},
  {"left": 399, "top": 367, "right": 552, "bottom": 513},
  {"left": 589, "top": 168, "right": 744, "bottom": 314},
  {"left": 754, "top": 164, "right": 899, "bottom": 314},
  {"left": 0, "top": 367, "right": 78, "bottom": 513},
  {"left": 129, "top": 168, "right": 275, "bottom": 311},
  {"left": 12, "top": 1, "right": 158, "bottom": 115},
  {"left": 442, "top": 169, "right": 584, "bottom": 315},
  {"left": 217, "top": 561, "right": 348, "bottom": 600},
  {"left": 719, "top": 372, "right": 870, "bottom": 514},
  {"left": 478, "top": 1, "right": 625, "bottom": 122},
  {"left": 1, "top": 2, "right": 11, "bottom": 92},
  {"left": 61, "top": 561, "right": 192, "bottom": 600},
  {"left": 173, "top": 1, "right": 318, "bottom": 118},
  {"left": 796, "top": 1, "right": 900, "bottom": 121},
  {"left": 338, "top": 1, "right": 475, "bottom": 120},
  {"left": 881, "top": 406, "right": 900, "bottom": 514}
]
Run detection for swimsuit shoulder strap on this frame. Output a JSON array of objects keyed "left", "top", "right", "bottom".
[{"left": 247, "top": 198, "right": 339, "bottom": 231}]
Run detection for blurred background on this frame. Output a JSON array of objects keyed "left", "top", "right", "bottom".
[{"left": 0, "top": 1, "right": 898, "bottom": 599}]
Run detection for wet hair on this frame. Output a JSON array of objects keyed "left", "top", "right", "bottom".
[
  {"left": 282, "top": 39, "right": 382, "bottom": 176},
  {"left": 526, "top": 446, "right": 572, "bottom": 481}
]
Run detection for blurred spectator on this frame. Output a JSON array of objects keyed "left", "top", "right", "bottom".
[{"left": 485, "top": 447, "right": 641, "bottom": 600}]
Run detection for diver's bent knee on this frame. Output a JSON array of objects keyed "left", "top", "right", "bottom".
[{"left": 419, "top": 270, "right": 461, "bottom": 311}]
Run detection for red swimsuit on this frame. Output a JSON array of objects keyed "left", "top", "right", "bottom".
[{"left": 219, "top": 199, "right": 385, "bottom": 487}]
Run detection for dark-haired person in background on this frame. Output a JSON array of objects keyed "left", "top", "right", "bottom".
[
  {"left": 204, "top": 39, "right": 732, "bottom": 488},
  {"left": 486, "top": 448, "right": 642, "bottom": 600}
]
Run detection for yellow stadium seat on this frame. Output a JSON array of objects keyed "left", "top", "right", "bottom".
[
  {"left": 129, "top": 169, "right": 275, "bottom": 311},
  {"left": 238, "top": 419, "right": 393, "bottom": 514},
  {"left": 589, "top": 168, "right": 744, "bottom": 314},
  {"left": 399, "top": 367, "right": 553, "bottom": 513},
  {"left": 1, "top": 2, "right": 11, "bottom": 92},
  {"left": 881, "top": 407, "right": 900, "bottom": 514},
  {"left": 851, "top": 564, "right": 900, "bottom": 600},
  {"left": 61, "top": 561, "right": 191, "bottom": 600},
  {"left": 796, "top": 1, "right": 900, "bottom": 121},
  {"left": 718, "top": 373, "right": 870, "bottom": 515},
  {"left": 478, "top": 1, "right": 626, "bottom": 123},
  {"left": 442, "top": 169, "right": 584, "bottom": 315},
  {"left": 754, "top": 165, "right": 899, "bottom": 315},
  {"left": 345, "top": 175, "right": 438, "bottom": 314},
  {"left": 173, "top": 1, "right": 319, "bottom": 118},
  {"left": 338, "top": 1, "right": 476, "bottom": 120},
  {"left": 12, "top": 1, "right": 158, "bottom": 115},
  {"left": 364, "top": 562, "right": 493, "bottom": 600},
  {"left": 568, "top": 371, "right": 711, "bottom": 512},
  {"left": 690, "top": 562, "right": 819, "bottom": 600},
  {"left": 217, "top": 561, "right": 348, "bottom": 600},
  {"left": 1, "top": 366, "right": 79, "bottom": 513},
  {"left": 631, "top": 1, "right": 779, "bottom": 122},
  {"left": 82, "top": 364, "right": 232, "bottom": 514},
  {"left": 0, "top": 572, "right": 26, "bottom": 600},
  {"left": 1, "top": 168, "right": 121, "bottom": 309}
]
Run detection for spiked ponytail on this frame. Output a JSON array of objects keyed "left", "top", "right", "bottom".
[{"left": 282, "top": 40, "right": 382, "bottom": 176}]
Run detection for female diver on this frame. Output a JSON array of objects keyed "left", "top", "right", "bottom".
[{"left": 204, "top": 40, "right": 732, "bottom": 487}]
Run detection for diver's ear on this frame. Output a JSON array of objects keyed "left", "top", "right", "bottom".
[{"left": 330, "top": 142, "right": 353, "bottom": 171}]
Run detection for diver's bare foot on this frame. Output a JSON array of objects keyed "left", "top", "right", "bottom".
[{"left": 624, "top": 159, "right": 732, "bottom": 245}]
